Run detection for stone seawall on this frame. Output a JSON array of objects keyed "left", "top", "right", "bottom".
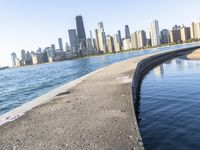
[
  {"left": 0, "top": 45, "right": 200, "bottom": 150},
  {"left": 132, "top": 46, "right": 199, "bottom": 106}
]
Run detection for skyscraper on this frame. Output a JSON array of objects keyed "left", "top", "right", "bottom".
[
  {"left": 160, "top": 29, "right": 169, "bottom": 44},
  {"left": 46, "top": 44, "right": 56, "bottom": 61},
  {"left": 137, "top": 30, "right": 147, "bottom": 49},
  {"left": 86, "top": 38, "right": 93, "bottom": 50},
  {"left": 149, "top": 20, "right": 160, "bottom": 47},
  {"left": 118, "top": 30, "right": 122, "bottom": 50},
  {"left": 125, "top": 25, "right": 131, "bottom": 39},
  {"left": 131, "top": 32, "right": 138, "bottom": 49},
  {"left": 87, "top": 31, "right": 96, "bottom": 50},
  {"left": 58, "top": 38, "right": 63, "bottom": 51},
  {"left": 11, "top": 52, "right": 17, "bottom": 67},
  {"left": 68, "top": 29, "right": 79, "bottom": 52},
  {"left": 118, "top": 30, "right": 122, "bottom": 43},
  {"left": 190, "top": 22, "right": 196, "bottom": 39},
  {"left": 169, "top": 28, "right": 181, "bottom": 43},
  {"left": 76, "top": 15, "right": 87, "bottom": 49},
  {"left": 123, "top": 39, "right": 131, "bottom": 50},
  {"left": 106, "top": 35, "right": 115, "bottom": 53},
  {"left": 180, "top": 26, "right": 191, "bottom": 42},
  {"left": 193, "top": 22, "right": 200, "bottom": 39},
  {"left": 95, "top": 29, "right": 100, "bottom": 51},
  {"left": 51, "top": 44, "right": 56, "bottom": 51},
  {"left": 196, "top": 23, "right": 200, "bottom": 39},
  {"left": 26, "top": 51, "right": 33, "bottom": 65},
  {"left": 65, "top": 42, "right": 71, "bottom": 51},
  {"left": 113, "top": 34, "right": 121, "bottom": 52},
  {"left": 21, "top": 49, "right": 26, "bottom": 62},
  {"left": 97, "top": 22, "right": 107, "bottom": 53}
]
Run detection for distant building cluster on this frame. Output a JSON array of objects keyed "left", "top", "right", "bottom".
[{"left": 11, "top": 16, "right": 200, "bottom": 67}]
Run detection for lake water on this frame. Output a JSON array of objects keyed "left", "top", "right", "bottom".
[
  {"left": 0, "top": 44, "right": 199, "bottom": 115},
  {"left": 139, "top": 55, "right": 200, "bottom": 149}
]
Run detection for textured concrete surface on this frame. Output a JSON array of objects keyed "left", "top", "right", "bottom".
[
  {"left": 185, "top": 48, "right": 200, "bottom": 60},
  {"left": 0, "top": 56, "right": 144, "bottom": 150},
  {"left": 0, "top": 45, "right": 200, "bottom": 150}
]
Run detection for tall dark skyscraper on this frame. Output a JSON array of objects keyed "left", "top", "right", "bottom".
[
  {"left": 58, "top": 38, "right": 63, "bottom": 51},
  {"left": 118, "top": 30, "right": 122, "bottom": 50},
  {"left": 21, "top": 49, "right": 26, "bottom": 61},
  {"left": 76, "top": 15, "right": 87, "bottom": 49},
  {"left": 68, "top": 29, "right": 79, "bottom": 52},
  {"left": 118, "top": 30, "right": 122, "bottom": 43},
  {"left": 125, "top": 25, "right": 131, "bottom": 39},
  {"left": 95, "top": 29, "right": 100, "bottom": 51}
]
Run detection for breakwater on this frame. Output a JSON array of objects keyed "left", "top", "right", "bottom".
[
  {"left": 0, "top": 44, "right": 200, "bottom": 150},
  {"left": 0, "top": 44, "right": 197, "bottom": 116},
  {"left": 138, "top": 49, "right": 200, "bottom": 149}
]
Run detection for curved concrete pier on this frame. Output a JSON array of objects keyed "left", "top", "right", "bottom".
[{"left": 0, "top": 45, "right": 199, "bottom": 150}]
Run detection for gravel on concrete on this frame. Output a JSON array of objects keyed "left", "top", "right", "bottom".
[
  {"left": 0, "top": 56, "right": 145, "bottom": 150},
  {"left": 185, "top": 48, "right": 200, "bottom": 60}
]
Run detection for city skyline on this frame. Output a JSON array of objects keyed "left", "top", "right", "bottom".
[
  {"left": 1, "top": 0, "right": 200, "bottom": 66},
  {"left": 10, "top": 14, "right": 200, "bottom": 68}
]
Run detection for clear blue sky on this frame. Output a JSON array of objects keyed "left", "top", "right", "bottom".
[{"left": 0, "top": 0, "right": 200, "bottom": 66}]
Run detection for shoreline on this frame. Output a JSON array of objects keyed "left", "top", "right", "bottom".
[
  {"left": 0, "top": 67, "right": 105, "bottom": 126},
  {"left": 0, "top": 45, "right": 200, "bottom": 149},
  {"left": 1, "top": 45, "right": 200, "bottom": 125},
  {"left": 1, "top": 43, "right": 198, "bottom": 126},
  {"left": 0, "top": 52, "right": 143, "bottom": 126},
  {"left": 9, "top": 42, "right": 200, "bottom": 69}
]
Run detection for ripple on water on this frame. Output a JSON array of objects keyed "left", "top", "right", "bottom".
[
  {"left": 139, "top": 57, "right": 200, "bottom": 150},
  {"left": 1, "top": 44, "right": 196, "bottom": 115},
  {"left": 0, "top": 44, "right": 198, "bottom": 116}
]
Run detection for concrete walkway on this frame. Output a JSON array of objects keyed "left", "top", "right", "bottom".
[
  {"left": 0, "top": 46, "right": 199, "bottom": 150},
  {"left": 0, "top": 55, "right": 145, "bottom": 150}
]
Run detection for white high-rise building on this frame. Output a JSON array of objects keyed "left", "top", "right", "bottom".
[
  {"left": 113, "top": 34, "right": 121, "bottom": 52},
  {"left": 123, "top": 39, "right": 131, "bottom": 50},
  {"left": 11, "top": 52, "right": 17, "bottom": 67},
  {"left": 195, "top": 23, "right": 200, "bottom": 39},
  {"left": 97, "top": 22, "right": 107, "bottom": 53},
  {"left": 86, "top": 30, "right": 97, "bottom": 51},
  {"left": 149, "top": 20, "right": 160, "bottom": 47},
  {"left": 190, "top": 21, "right": 200, "bottom": 40},
  {"left": 65, "top": 42, "right": 71, "bottom": 51},
  {"left": 190, "top": 22, "right": 196, "bottom": 39},
  {"left": 131, "top": 32, "right": 138, "bottom": 49},
  {"left": 106, "top": 35, "right": 115, "bottom": 53},
  {"left": 180, "top": 26, "right": 191, "bottom": 42},
  {"left": 137, "top": 30, "right": 147, "bottom": 49}
]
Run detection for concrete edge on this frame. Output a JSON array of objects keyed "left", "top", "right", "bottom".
[
  {"left": 0, "top": 67, "right": 106, "bottom": 126},
  {"left": 0, "top": 45, "right": 199, "bottom": 130},
  {"left": 131, "top": 45, "right": 200, "bottom": 114},
  {"left": 127, "top": 45, "right": 200, "bottom": 149},
  {"left": 0, "top": 52, "right": 148, "bottom": 126}
]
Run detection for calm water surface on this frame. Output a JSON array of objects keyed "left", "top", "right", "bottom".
[
  {"left": 0, "top": 44, "right": 198, "bottom": 115},
  {"left": 139, "top": 56, "right": 200, "bottom": 150}
]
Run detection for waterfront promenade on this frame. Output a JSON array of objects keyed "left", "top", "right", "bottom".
[{"left": 0, "top": 46, "right": 200, "bottom": 150}]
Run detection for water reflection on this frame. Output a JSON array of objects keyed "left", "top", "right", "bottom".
[
  {"left": 138, "top": 57, "right": 200, "bottom": 150},
  {"left": 3, "top": 44, "right": 191, "bottom": 115},
  {"left": 154, "top": 65, "right": 164, "bottom": 79},
  {"left": 175, "top": 59, "right": 186, "bottom": 71},
  {"left": 164, "top": 60, "right": 172, "bottom": 64}
]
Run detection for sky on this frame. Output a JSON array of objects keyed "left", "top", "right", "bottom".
[{"left": 0, "top": 0, "right": 200, "bottom": 66}]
